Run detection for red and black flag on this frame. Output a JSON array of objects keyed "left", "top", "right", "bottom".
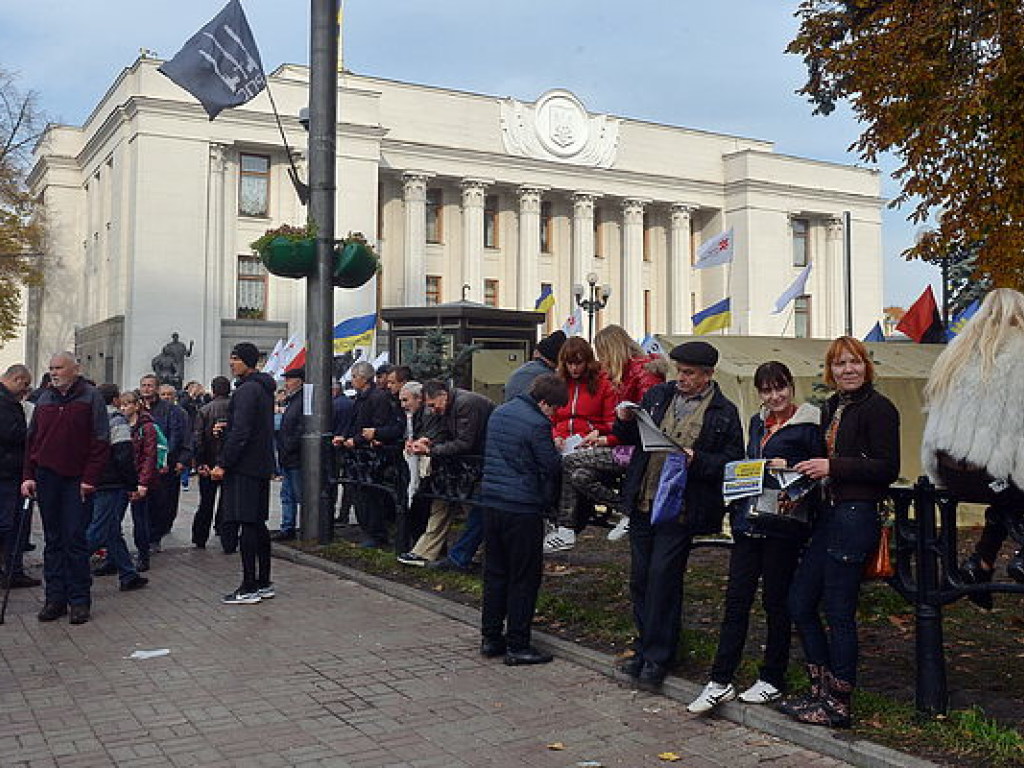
[{"left": 896, "top": 286, "right": 945, "bottom": 343}]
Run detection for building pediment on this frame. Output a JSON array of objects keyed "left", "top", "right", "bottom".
[{"left": 500, "top": 89, "right": 619, "bottom": 169}]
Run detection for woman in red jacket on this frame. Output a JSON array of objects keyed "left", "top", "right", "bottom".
[
  {"left": 561, "top": 325, "right": 668, "bottom": 544},
  {"left": 119, "top": 390, "right": 158, "bottom": 572},
  {"left": 544, "top": 337, "right": 617, "bottom": 553}
]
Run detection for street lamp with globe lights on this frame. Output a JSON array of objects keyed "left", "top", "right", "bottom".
[{"left": 573, "top": 272, "right": 612, "bottom": 340}]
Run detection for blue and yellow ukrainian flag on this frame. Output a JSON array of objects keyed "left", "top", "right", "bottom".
[
  {"left": 534, "top": 285, "right": 555, "bottom": 313},
  {"left": 333, "top": 313, "right": 376, "bottom": 354},
  {"left": 691, "top": 298, "right": 731, "bottom": 335},
  {"left": 945, "top": 299, "right": 981, "bottom": 341}
]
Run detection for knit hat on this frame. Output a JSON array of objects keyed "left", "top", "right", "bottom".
[
  {"left": 669, "top": 340, "right": 718, "bottom": 368},
  {"left": 536, "top": 330, "right": 567, "bottom": 363},
  {"left": 230, "top": 342, "right": 260, "bottom": 369}
]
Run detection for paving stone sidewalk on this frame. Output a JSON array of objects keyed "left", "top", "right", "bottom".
[{"left": 0, "top": 488, "right": 850, "bottom": 767}]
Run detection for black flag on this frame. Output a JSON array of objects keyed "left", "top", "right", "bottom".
[{"left": 159, "top": 0, "right": 265, "bottom": 120}]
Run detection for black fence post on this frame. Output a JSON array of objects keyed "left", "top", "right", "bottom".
[{"left": 913, "top": 476, "right": 948, "bottom": 715}]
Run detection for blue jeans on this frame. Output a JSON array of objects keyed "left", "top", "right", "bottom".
[
  {"left": 86, "top": 489, "right": 138, "bottom": 583},
  {"left": 788, "top": 501, "right": 880, "bottom": 685},
  {"left": 448, "top": 505, "right": 484, "bottom": 568},
  {"left": 280, "top": 467, "right": 302, "bottom": 533},
  {"left": 36, "top": 468, "right": 92, "bottom": 607},
  {"left": 0, "top": 479, "right": 28, "bottom": 577}
]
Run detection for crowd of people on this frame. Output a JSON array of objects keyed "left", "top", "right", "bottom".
[{"left": 6, "top": 289, "right": 1024, "bottom": 730}]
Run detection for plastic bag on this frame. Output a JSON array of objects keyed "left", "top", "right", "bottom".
[
  {"left": 651, "top": 452, "right": 688, "bottom": 524},
  {"left": 863, "top": 524, "right": 894, "bottom": 580}
]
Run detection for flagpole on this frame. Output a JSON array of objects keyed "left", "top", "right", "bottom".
[{"left": 301, "top": 0, "right": 339, "bottom": 545}]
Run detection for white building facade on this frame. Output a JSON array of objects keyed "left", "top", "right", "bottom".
[{"left": 24, "top": 57, "right": 884, "bottom": 388}]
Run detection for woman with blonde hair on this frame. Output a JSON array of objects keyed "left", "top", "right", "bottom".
[{"left": 922, "top": 288, "right": 1024, "bottom": 607}]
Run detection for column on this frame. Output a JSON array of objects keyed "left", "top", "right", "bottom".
[
  {"left": 572, "top": 192, "right": 596, "bottom": 288},
  {"left": 826, "top": 215, "right": 845, "bottom": 338},
  {"left": 460, "top": 178, "right": 489, "bottom": 303},
  {"left": 669, "top": 204, "right": 695, "bottom": 333},
  {"left": 517, "top": 186, "right": 544, "bottom": 309},
  {"left": 621, "top": 198, "right": 646, "bottom": 337},
  {"left": 402, "top": 172, "right": 430, "bottom": 306},
  {"left": 203, "top": 143, "right": 227, "bottom": 386}
]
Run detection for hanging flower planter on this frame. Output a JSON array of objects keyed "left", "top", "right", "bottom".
[
  {"left": 333, "top": 232, "right": 380, "bottom": 289},
  {"left": 251, "top": 222, "right": 318, "bottom": 279}
]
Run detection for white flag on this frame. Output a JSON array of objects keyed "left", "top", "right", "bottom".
[
  {"left": 275, "top": 333, "right": 303, "bottom": 377},
  {"left": 772, "top": 263, "right": 813, "bottom": 314},
  {"left": 562, "top": 306, "right": 584, "bottom": 336},
  {"left": 640, "top": 334, "right": 664, "bottom": 355},
  {"left": 694, "top": 228, "right": 734, "bottom": 269},
  {"left": 261, "top": 338, "right": 284, "bottom": 374}
]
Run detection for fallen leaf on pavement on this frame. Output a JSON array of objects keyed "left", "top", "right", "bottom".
[
  {"left": 547, "top": 742, "right": 566, "bottom": 751},
  {"left": 657, "top": 752, "right": 681, "bottom": 761}
]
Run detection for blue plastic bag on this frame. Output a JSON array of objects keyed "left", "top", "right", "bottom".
[{"left": 652, "top": 452, "right": 688, "bottom": 524}]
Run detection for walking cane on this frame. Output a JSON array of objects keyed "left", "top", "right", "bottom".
[{"left": 0, "top": 497, "right": 33, "bottom": 625}]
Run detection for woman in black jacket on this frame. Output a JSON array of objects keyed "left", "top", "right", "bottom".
[
  {"left": 688, "top": 362, "right": 820, "bottom": 714},
  {"left": 786, "top": 337, "right": 900, "bottom": 728}
]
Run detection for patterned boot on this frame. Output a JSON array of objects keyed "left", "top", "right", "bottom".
[
  {"left": 794, "top": 671, "right": 853, "bottom": 729},
  {"left": 777, "top": 663, "right": 825, "bottom": 716}
]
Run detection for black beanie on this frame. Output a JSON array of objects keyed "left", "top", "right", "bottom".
[{"left": 231, "top": 342, "right": 260, "bottom": 369}]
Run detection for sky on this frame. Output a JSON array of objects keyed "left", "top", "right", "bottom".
[{"left": 0, "top": 0, "right": 941, "bottom": 310}]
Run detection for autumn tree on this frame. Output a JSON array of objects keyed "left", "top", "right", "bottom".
[
  {"left": 788, "top": 1, "right": 1024, "bottom": 289},
  {"left": 0, "top": 66, "right": 45, "bottom": 344}
]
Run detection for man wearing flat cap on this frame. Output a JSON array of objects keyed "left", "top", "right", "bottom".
[
  {"left": 211, "top": 342, "right": 277, "bottom": 604},
  {"left": 273, "top": 367, "right": 305, "bottom": 541},
  {"left": 612, "top": 340, "right": 744, "bottom": 690},
  {"left": 504, "top": 330, "right": 566, "bottom": 402}
]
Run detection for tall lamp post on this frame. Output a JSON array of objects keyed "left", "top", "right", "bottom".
[{"left": 572, "top": 272, "right": 612, "bottom": 340}]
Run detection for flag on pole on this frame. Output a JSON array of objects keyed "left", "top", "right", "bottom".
[
  {"left": 561, "top": 306, "right": 584, "bottom": 336},
  {"left": 274, "top": 333, "right": 303, "bottom": 376},
  {"left": 693, "top": 228, "right": 734, "bottom": 269},
  {"left": 261, "top": 338, "right": 284, "bottom": 374},
  {"left": 863, "top": 322, "right": 885, "bottom": 343},
  {"left": 896, "top": 286, "right": 945, "bottom": 343},
  {"left": 945, "top": 298, "right": 981, "bottom": 341},
  {"left": 158, "top": 0, "right": 266, "bottom": 120},
  {"left": 284, "top": 348, "right": 306, "bottom": 372},
  {"left": 534, "top": 285, "right": 555, "bottom": 313},
  {"left": 640, "top": 334, "right": 664, "bottom": 355},
  {"left": 332, "top": 313, "right": 376, "bottom": 354},
  {"left": 691, "top": 298, "right": 732, "bottom": 335},
  {"left": 771, "top": 263, "right": 812, "bottom": 314}
]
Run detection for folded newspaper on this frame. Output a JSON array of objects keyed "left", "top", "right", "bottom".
[{"left": 618, "top": 401, "right": 683, "bottom": 452}]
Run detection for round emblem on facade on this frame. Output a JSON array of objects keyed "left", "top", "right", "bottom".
[{"left": 534, "top": 90, "right": 590, "bottom": 158}]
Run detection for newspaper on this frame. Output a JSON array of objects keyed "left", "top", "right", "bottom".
[
  {"left": 618, "top": 401, "right": 683, "bottom": 452},
  {"left": 722, "top": 459, "right": 768, "bottom": 502}
]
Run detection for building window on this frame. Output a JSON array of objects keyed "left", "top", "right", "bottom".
[
  {"left": 425, "top": 275, "right": 442, "bottom": 306},
  {"left": 643, "top": 213, "right": 652, "bottom": 262},
  {"left": 792, "top": 217, "right": 809, "bottom": 267},
  {"left": 540, "top": 200, "right": 553, "bottom": 254},
  {"left": 484, "top": 279, "right": 499, "bottom": 307},
  {"left": 426, "top": 188, "right": 443, "bottom": 243},
  {"left": 644, "top": 290, "right": 652, "bottom": 335},
  {"left": 239, "top": 153, "right": 270, "bottom": 217},
  {"left": 794, "top": 295, "right": 811, "bottom": 338},
  {"left": 594, "top": 206, "right": 604, "bottom": 258},
  {"left": 484, "top": 194, "right": 499, "bottom": 249},
  {"left": 237, "top": 254, "right": 267, "bottom": 319}
]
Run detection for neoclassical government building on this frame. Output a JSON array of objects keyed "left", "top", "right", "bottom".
[{"left": 24, "top": 56, "right": 883, "bottom": 387}]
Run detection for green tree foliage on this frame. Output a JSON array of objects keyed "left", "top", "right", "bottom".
[
  {"left": 0, "top": 67, "right": 44, "bottom": 344},
  {"left": 788, "top": 1, "right": 1024, "bottom": 289},
  {"left": 407, "top": 327, "right": 480, "bottom": 384}
]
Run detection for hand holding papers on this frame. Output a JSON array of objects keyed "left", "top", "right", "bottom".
[
  {"left": 723, "top": 459, "right": 818, "bottom": 526},
  {"left": 617, "top": 401, "right": 684, "bottom": 453}
]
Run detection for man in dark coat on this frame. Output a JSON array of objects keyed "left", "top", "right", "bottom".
[
  {"left": 192, "top": 376, "right": 232, "bottom": 551},
  {"left": 0, "top": 364, "right": 39, "bottom": 589},
  {"left": 613, "top": 341, "right": 744, "bottom": 690},
  {"left": 480, "top": 374, "right": 568, "bottom": 665},
  {"left": 332, "top": 361, "right": 402, "bottom": 548},
  {"left": 138, "top": 374, "right": 189, "bottom": 555},
  {"left": 504, "top": 330, "right": 566, "bottom": 402},
  {"left": 22, "top": 352, "right": 110, "bottom": 624},
  {"left": 211, "top": 343, "right": 276, "bottom": 604}
]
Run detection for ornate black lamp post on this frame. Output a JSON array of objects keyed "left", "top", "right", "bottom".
[{"left": 572, "top": 272, "right": 612, "bottom": 340}]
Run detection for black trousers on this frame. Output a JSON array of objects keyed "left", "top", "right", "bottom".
[
  {"left": 149, "top": 470, "right": 181, "bottom": 543},
  {"left": 481, "top": 508, "right": 544, "bottom": 652},
  {"left": 628, "top": 511, "right": 692, "bottom": 667},
  {"left": 192, "top": 474, "right": 224, "bottom": 547},
  {"left": 709, "top": 533, "right": 803, "bottom": 690},
  {"left": 238, "top": 521, "right": 271, "bottom": 592},
  {"left": 354, "top": 486, "right": 391, "bottom": 545}
]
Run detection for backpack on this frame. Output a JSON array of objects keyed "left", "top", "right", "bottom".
[{"left": 152, "top": 423, "right": 170, "bottom": 471}]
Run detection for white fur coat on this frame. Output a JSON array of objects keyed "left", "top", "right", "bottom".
[{"left": 921, "top": 333, "right": 1024, "bottom": 489}]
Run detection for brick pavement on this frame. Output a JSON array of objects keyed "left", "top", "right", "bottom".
[{"left": 0, "top": 487, "right": 850, "bottom": 767}]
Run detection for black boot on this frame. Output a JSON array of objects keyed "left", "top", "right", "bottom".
[
  {"left": 777, "top": 663, "right": 825, "bottom": 716},
  {"left": 960, "top": 553, "right": 994, "bottom": 609},
  {"left": 794, "top": 671, "right": 852, "bottom": 729}
]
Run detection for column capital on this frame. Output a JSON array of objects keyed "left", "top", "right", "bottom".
[
  {"left": 622, "top": 198, "right": 649, "bottom": 225},
  {"left": 209, "top": 143, "right": 228, "bottom": 173},
  {"left": 517, "top": 185, "right": 548, "bottom": 213},
  {"left": 460, "top": 178, "right": 491, "bottom": 208},
  {"left": 670, "top": 202, "right": 697, "bottom": 218},
  {"left": 402, "top": 171, "right": 433, "bottom": 201},
  {"left": 827, "top": 215, "right": 845, "bottom": 238},
  {"left": 573, "top": 191, "right": 600, "bottom": 206}
]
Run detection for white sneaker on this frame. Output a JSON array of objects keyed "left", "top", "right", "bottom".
[
  {"left": 738, "top": 679, "right": 781, "bottom": 704},
  {"left": 607, "top": 516, "right": 630, "bottom": 541},
  {"left": 543, "top": 526, "right": 576, "bottom": 554},
  {"left": 686, "top": 681, "right": 737, "bottom": 714},
  {"left": 256, "top": 584, "right": 276, "bottom": 600},
  {"left": 222, "top": 589, "right": 262, "bottom": 605}
]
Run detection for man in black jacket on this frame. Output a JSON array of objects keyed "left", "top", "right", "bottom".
[
  {"left": 0, "top": 364, "right": 38, "bottom": 589},
  {"left": 192, "top": 376, "right": 232, "bottom": 551},
  {"left": 613, "top": 341, "right": 744, "bottom": 691},
  {"left": 211, "top": 343, "right": 276, "bottom": 604},
  {"left": 138, "top": 374, "right": 190, "bottom": 552},
  {"left": 333, "top": 361, "right": 403, "bottom": 548},
  {"left": 273, "top": 367, "right": 304, "bottom": 541}
]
